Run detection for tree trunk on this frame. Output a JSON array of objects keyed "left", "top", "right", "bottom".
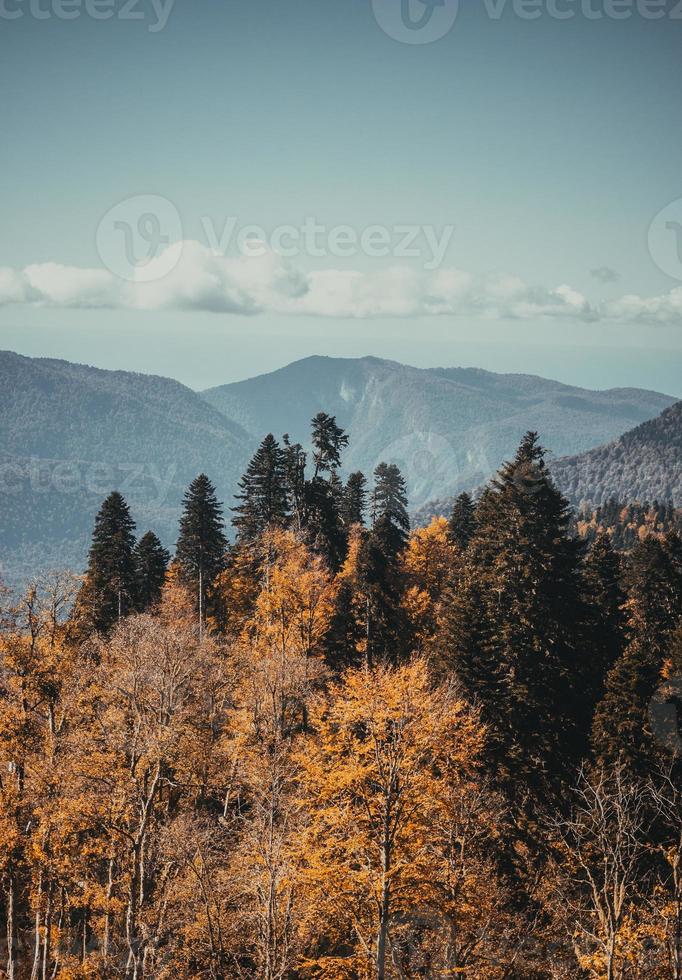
[
  {"left": 6, "top": 874, "right": 15, "bottom": 980},
  {"left": 376, "top": 830, "right": 391, "bottom": 980}
]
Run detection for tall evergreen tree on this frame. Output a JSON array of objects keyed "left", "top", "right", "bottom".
[
  {"left": 232, "top": 435, "right": 290, "bottom": 542},
  {"left": 282, "top": 434, "right": 307, "bottom": 533},
  {"left": 583, "top": 532, "right": 627, "bottom": 705},
  {"left": 340, "top": 471, "right": 367, "bottom": 528},
  {"left": 304, "top": 472, "right": 346, "bottom": 573},
  {"left": 448, "top": 492, "right": 476, "bottom": 549},
  {"left": 371, "top": 462, "right": 410, "bottom": 558},
  {"left": 176, "top": 474, "right": 227, "bottom": 624},
  {"left": 592, "top": 535, "right": 682, "bottom": 775},
  {"left": 81, "top": 491, "right": 137, "bottom": 633},
  {"left": 438, "top": 433, "right": 591, "bottom": 808},
  {"left": 311, "top": 412, "right": 349, "bottom": 477},
  {"left": 134, "top": 531, "right": 170, "bottom": 613},
  {"left": 303, "top": 414, "right": 349, "bottom": 571}
]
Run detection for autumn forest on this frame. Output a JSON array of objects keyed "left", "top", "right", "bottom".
[{"left": 2, "top": 413, "right": 681, "bottom": 980}]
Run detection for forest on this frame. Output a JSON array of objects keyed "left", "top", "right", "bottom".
[{"left": 1, "top": 412, "right": 681, "bottom": 980}]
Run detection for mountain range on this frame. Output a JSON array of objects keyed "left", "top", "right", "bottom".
[
  {"left": 550, "top": 400, "right": 682, "bottom": 508},
  {"left": 0, "top": 350, "right": 678, "bottom": 584}
]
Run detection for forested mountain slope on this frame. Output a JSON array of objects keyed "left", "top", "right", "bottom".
[
  {"left": 1, "top": 350, "right": 676, "bottom": 584},
  {"left": 203, "top": 355, "right": 674, "bottom": 508},
  {"left": 550, "top": 400, "right": 682, "bottom": 507},
  {"left": 0, "top": 351, "right": 252, "bottom": 582}
]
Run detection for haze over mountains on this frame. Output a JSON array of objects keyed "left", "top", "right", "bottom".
[
  {"left": 203, "top": 355, "right": 674, "bottom": 506},
  {"left": 0, "top": 350, "right": 677, "bottom": 583},
  {"left": 550, "top": 400, "right": 682, "bottom": 508}
]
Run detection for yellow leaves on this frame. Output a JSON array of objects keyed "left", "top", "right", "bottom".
[
  {"left": 401, "top": 518, "right": 457, "bottom": 648},
  {"left": 295, "top": 658, "right": 488, "bottom": 976}
]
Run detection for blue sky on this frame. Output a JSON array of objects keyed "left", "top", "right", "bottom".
[{"left": 1, "top": 0, "right": 682, "bottom": 393}]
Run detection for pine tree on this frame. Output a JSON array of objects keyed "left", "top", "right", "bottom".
[
  {"left": 448, "top": 492, "right": 476, "bottom": 549},
  {"left": 591, "top": 535, "right": 682, "bottom": 775},
  {"left": 340, "top": 471, "right": 367, "bottom": 528},
  {"left": 80, "top": 491, "right": 137, "bottom": 632},
  {"left": 282, "top": 434, "right": 307, "bottom": 533},
  {"left": 303, "top": 472, "right": 346, "bottom": 573},
  {"left": 583, "top": 532, "right": 627, "bottom": 705},
  {"left": 310, "top": 412, "right": 349, "bottom": 477},
  {"left": 438, "top": 433, "right": 591, "bottom": 808},
  {"left": 303, "top": 415, "right": 349, "bottom": 572},
  {"left": 134, "top": 531, "right": 170, "bottom": 613},
  {"left": 232, "top": 435, "right": 290, "bottom": 542},
  {"left": 371, "top": 462, "right": 410, "bottom": 558},
  {"left": 176, "top": 474, "right": 227, "bottom": 625},
  {"left": 348, "top": 462, "right": 412, "bottom": 665}
]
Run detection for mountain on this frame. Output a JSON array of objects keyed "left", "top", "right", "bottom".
[
  {"left": 550, "top": 401, "right": 682, "bottom": 507},
  {"left": 203, "top": 355, "right": 675, "bottom": 509},
  {"left": 0, "top": 351, "right": 252, "bottom": 584},
  {"left": 1, "top": 351, "right": 676, "bottom": 586}
]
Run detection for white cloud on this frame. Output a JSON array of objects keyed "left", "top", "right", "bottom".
[
  {"left": 602, "top": 287, "right": 682, "bottom": 325},
  {"left": 0, "top": 240, "right": 680, "bottom": 326}
]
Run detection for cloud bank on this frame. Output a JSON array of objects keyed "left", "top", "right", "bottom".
[{"left": 0, "top": 241, "right": 680, "bottom": 325}]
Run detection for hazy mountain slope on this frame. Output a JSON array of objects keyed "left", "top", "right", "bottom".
[
  {"left": 0, "top": 351, "right": 252, "bottom": 583},
  {"left": 550, "top": 401, "right": 682, "bottom": 507},
  {"left": 203, "top": 356, "right": 675, "bottom": 509}
]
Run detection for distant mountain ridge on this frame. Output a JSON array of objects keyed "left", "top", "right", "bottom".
[
  {"left": 0, "top": 351, "right": 252, "bottom": 583},
  {"left": 550, "top": 400, "right": 682, "bottom": 507},
  {"left": 0, "top": 350, "right": 677, "bottom": 584},
  {"left": 203, "top": 355, "right": 675, "bottom": 509}
]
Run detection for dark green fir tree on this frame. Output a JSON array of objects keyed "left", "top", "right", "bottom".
[
  {"left": 176, "top": 474, "right": 227, "bottom": 624},
  {"left": 448, "top": 492, "right": 476, "bottom": 550},
  {"left": 80, "top": 491, "right": 137, "bottom": 633},
  {"left": 232, "top": 435, "right": 290, "bottom": 542},
  {"left": 340, "top": 471, "right": 368, "bottom": 528},
  {"left": 134, "top": 531, "right": 170, "bottom": 613},
  {"left": 438, "top": 433, "right": 591, "bottom": 809}
]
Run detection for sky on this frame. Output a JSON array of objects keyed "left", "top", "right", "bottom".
[{"left": 1, "top": 0, "right": 682, "bottom": 394}]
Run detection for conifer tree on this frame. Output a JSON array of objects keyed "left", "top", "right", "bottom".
[
  {"left": 134, "top": 531, "right": 170, "bottom": 612},
  {"left": 347, "top": 462, "right": 411, "bottom": 665},
  {"left": 583, "top": 532, "right": 627, "bottom": 705},
  {"left": 282, "top": 434, "right": 307, "bottom": 533},
  {"left": 303, "top": 415, "right": 349, "bottom": 571},
  {"left": 591, "top": 535, "right": 682, "bottom": 775},
  {"left": 310, "top": 411, "right": 349, "bottom": 477},
  {"left": 438, "top": 433, "right": 591, "bottom": 807},
  {"left": 176, "top": 474, "right": 227, "bottom": 625},
  {"left": 371, "top": 462, "right": 410, "bottom": 558},
  {"left": 80, "top": 491, "right": 137, "bottom": 632},
  {"left": 304, "top": 473, "right": 347, "bottom": 572},
  {"left": 340, "top": 471, "right": 367, "bottom": 528},
  {"left": 448, "top": 491, "right": 476, "bottom": 549},
  {"left": 232, "top": 435, "right": 290, "bottom": 542}
]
